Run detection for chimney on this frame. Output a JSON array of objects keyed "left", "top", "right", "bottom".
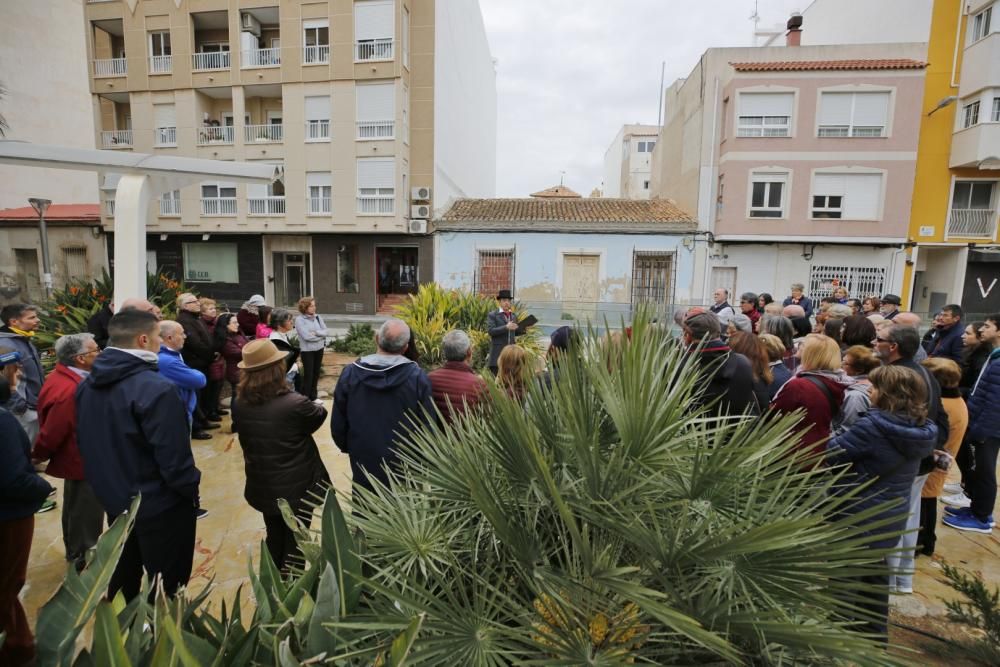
[{"left": 786, "top": 12, "right": 803, "bottom": 46}]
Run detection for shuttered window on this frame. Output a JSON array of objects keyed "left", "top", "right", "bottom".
[
  {"left": 356, "top": 82, "right": 395, "bottom": 139},
  {"left": 304, "top": 95, "right": 331, "bottom": 140},
  {"left": 357, "top": 157, "right": 395, "bottom": 214},
  {"left": 811, "top": 172, "right": 883, "bottom": 220},
  {"left": 737, "top": 93, "right": 793, "bottom": 137},
  {"left": 355, "top": 0, "right": 394, "bottom": 40},
  {"left": 818, "top": 92, "right": 890, "bottom": 137},
  {"left": 153, "top": 103, "right": 177, "bottom": 145}
]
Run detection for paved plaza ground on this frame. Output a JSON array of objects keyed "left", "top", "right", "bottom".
[{"left": 18, "top": 352, "right": 1000, "bottom": 663}]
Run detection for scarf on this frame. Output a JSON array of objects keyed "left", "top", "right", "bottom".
[{"left": 10, "top": 326, "right": 34, "bottom": 337}]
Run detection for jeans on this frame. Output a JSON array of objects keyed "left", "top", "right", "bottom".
[
  {"left": 108, "top": 502, "right": 196, "bottom": 602},
  {"left": 968, "top": 437, "right": 999, "bottom": 521},
  {"left": 888, "top": 473, "right": 928, "bottom": 592}
]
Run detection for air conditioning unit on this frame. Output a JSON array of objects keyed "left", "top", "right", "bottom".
[
  {"left": 241, "top": 13, "right": 261, "bottom": 36},
  {"left": 411, "top": 204, "right": 431, "bottom": 219},
  {"left": 411, "top": 186, "right": 431, "bottom": 202},
  {"left": 408, "top": 219, "right": 428, "bottom": 235}
]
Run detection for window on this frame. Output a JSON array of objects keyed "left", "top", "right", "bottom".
[
  {"left": 993, "top": 97, "right": 1000, "bottom": 122},
  {"left": 303, "top": 19, "right": 330, "bottom": 63},
  {"left": 160, "top": 189, "right": 181, "bottom": 216},
  {"left": 952, "top": 181, "right": 996, "bottom": 210},
  {"left": 149, "top": 31, "right": 171, "bottom": 73},
  {"left": 61, "top": 248, "right": 89, "bottom": 282},
  {"left": 304, "top": 95, "right": 331, "bottom": 141},
  {"left": 306, "top": 171, "right": 332, "bottom": 214},
  {"left": 183, "top": 243, "right": 239, "bottom": 283},
  {"left": 748, "top": 172, "right": 787, "bottom": 218},
  {"left": 201, "top": 183, "right": 237, "bottom": 216},
  {"left": 809, "top": 265, "right": 886, "bottom": 300},
  {"left": 643, "top": 180, "right": 650, "bottom": 190},
  {"left": 818, "top": 92, "right": 890, "bottom": 137},
  {"left": 950, "top": 181, "right": 997, "bottom": 236},
  {"left": 337, "top": 245, "right": 360, "bottom": 293},
  {"left": 475, "top": 248, "right": 514, "bottom": 296},
  {"left": 811, "top": 172, "right": 883, "bottom": 220},
  {"left": 402, "top": 5, "right": 409, "bottom": 68},
  {"left": 248, "top": 166, "right": 285, "bottom": 215},
  {"left": 153, "top": 103, "right": 176, "bottom": 146},
  {"left": 355, "top": 0, "right": 394, "bottom": 62},
  {"left": 356, "top": 82, "right": 395, "bottom": 139},
  {"left": 637, "top": 140, "right": 656, "bottom": 152},
  {"left": 972, "top": 5, "right": 992, "bottom": 42},
  {"left": 402, "top": 84, "right": 409, "bottom": 144},
  {"left": 964, "top": 100, "right": 981, "bottom": 128},
  {"left": 357, "top": 157, "right": 395, "bottom": 214},
  {"left": 631, "top": 252, "right": 675, "bottom": 306},
  {"left": 737, "top": 92, "right": 793, "bottom": 137}
]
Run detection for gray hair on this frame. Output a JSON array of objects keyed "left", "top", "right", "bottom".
[
  {"left": 377, "top": 318, "right": 411, "bottom": 354},
  {"left": 442, "top": 330, "right": 472, "bottom": 361},
  {"left": 270, "top": 307, "right": 294, "bottom": 329},
  {"left": 55, "top": 333, "right": 95, "bottom": 367},
  {"left": 827, "top": 304, "right": 853, "bottom": 319},
  {"left": 730, "top": 313, "right": 753, "bottom": 333},
  {"left": 740, "top": 292, "right": 758, "bottom": 305},
  {"left": 790, "top": 283, "right": 805, "bottom": 291}
]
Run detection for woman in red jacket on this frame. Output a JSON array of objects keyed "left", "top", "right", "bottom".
[
  {"left": 216, "top": 313, "right": 249, "bottom": 400},
  {"left": 770, "top": 334, "right": 854, "bottom": 464}
]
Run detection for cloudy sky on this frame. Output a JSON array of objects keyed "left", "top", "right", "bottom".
[{"left": 479, "top": 0, "right": 804, "bottom": 197}]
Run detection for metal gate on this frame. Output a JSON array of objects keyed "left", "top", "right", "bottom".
[
  {"left": 474, "top": 248, "right": 515, "bottom": 296},
  {"left": 808, "top": 265, "right": 886, "bottom": 299},
  {"left": 631, "top": 251, "right": 676, "bottom": 311}
]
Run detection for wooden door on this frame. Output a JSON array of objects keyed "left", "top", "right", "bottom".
[{"left": 562, "top": 254, "right": 600, "bottom": 302}]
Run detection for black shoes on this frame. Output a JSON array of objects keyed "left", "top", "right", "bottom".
[{"left": 192, "top": 431, "right": 213, "bottom": 440}]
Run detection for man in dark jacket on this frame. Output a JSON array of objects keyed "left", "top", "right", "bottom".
[
  {"left": 682, "top": 312, "right": 756, "bottom": 417},
  {"left": 0, "top": 303, "right": 45, "bottom": 441},
  {"left": 880, "top": 294, "right": 901, "bottom": 320},
  {"left": 76, "top": 309, "right": 201, "bottom": 601},
  {"left": 486, "top": 289, "right": 523, "bottom": 374},
  {"left": 875, "top": 324, "right": 949, "bottom": 447},
  {"left": 924, "top": 304, "right": 965, "bottom": 363},
  {"left": 427, "top": 330, "right": 486, "bottom": 423},
  {"left": 86, "top": 301, "right": 114, "bottom": 348},
  {"left": 944, "top": 315, "right": 1000, "bottom": 534},
  {"left": 175, "top": 293, "right": 218, "bottom": 433},
  {"left": 332, "top": 318, "right": 434, "bottom": 492}
]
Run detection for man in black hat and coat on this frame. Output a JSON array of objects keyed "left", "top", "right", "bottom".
[{"left": 487, "top": 289, "right": 521, "bottom": 374}]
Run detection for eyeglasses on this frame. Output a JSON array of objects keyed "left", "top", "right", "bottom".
[{"left": 874, "top": 336, "right": 893, "bottom": 343}]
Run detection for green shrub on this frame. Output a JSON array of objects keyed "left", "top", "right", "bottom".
[{"left": 331, "top": 322, "right": 377, "bottom": 357}]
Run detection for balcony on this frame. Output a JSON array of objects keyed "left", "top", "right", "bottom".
[
  {"left": 154, "top": 127, "right": 177, "bottom": 147},
  {"left": 307, "top": 197, "right": 331, "bottom": 215},
  {"left": 101, "top": 130, "right": 133, "bottom": 149},
  {"left": 947, "top": 208, "right": 998, "bottom": 239},
  {"left": 357, "top": 193, "right": 394, "bottom": 215},
  {"left": 951, "top": 123, "right": 1000, "bottom": 169},
  {"left": 192, "top": 51, "right": 230, "bottom": 71},
  {"left": 242, "top": 47, "right": 280, "bottom": 68},
  {"left": 159, "top": 198, "right": 181, "bottom": 216},
  {"left": 248, "top": 196, "right": 285, "bottom": 216},
  {"left": 357, "top": 120, "right": 394, "bottom": 140},
  {"left": 355, "top": 38, "right": 393, "bottom": 62},
  {"left": 959, "top": 32, "right": 1000, "bottom": 101},
  {"left": 93, "top": 58, "right": 126, "bottom": 77},
  {"left": 305, "top": 120, "right": 330, "bottom": 142},
  {"left": 201, "top": 197, "right": 237, "bottom": 216},
  {"left": 303, "top": 45, "right": 330, "bottom": 64},
  {"left": 197, "top": 125, "right": 235, "bottom": 145},
  {"left": 245, "top": 124, "right": 283, "bottom": 143},
  {"left": 149, "top": 55, "right": 172, "bottom": 74}
]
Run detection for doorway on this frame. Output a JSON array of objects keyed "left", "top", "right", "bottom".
[
  {"left": 375, "top": 246, "right": 419, "bottom": 312},
  {"left": 272, "top": 251, "right": 311, "bottom": 307}
]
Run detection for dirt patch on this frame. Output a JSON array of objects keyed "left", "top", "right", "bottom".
[
  {"left": 889, "top": 611, "right": 990, "bottom": 666},
  {"left": 318, "top": 351, "right": 358, "bottom": 396}
]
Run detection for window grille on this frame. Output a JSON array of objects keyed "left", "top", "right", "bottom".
[
  {"left": 474, "top": 248, "right": 515, "bottom": 296},
  {"left": 631, "top": 251, "right": 675, "bottom": 307},
  {"left": 808, "top": 265, "right": 886, "bottom": 300}
]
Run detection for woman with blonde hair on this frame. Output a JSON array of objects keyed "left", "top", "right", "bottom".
[
  {"left": 497, "top": 345, "right": 533, "bottom": 401},
  {"left": 771, "top": 334, "right": 853, "bottom": 460},
  {"left": 759, "top": 333, "right": 792, "bottom": 399}
]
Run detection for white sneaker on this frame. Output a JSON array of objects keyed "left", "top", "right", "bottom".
[
  {"left": 941, "top": 492, "right": 971, "bottom": 508},
  {"left": 942, "top": 482, "right": 963, "bottom": 495}
]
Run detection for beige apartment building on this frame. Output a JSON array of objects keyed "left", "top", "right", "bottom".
[
  {"left": 84, "top": 0, "right": 495, "bottom": 313},
  {"left": 601, "top": 124, "right": 658, "bottom": 199}
]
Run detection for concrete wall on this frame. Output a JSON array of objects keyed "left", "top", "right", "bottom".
[
  {"left": 432, "top": 0, "right": 497, "bottom": 207},
  {"left": 0, "top": 226, "right": 106, "bottom": 305},
  {"left": 762, "top": 0, "right": 933, "bottom": 47},
  {"left": 0, "top": 0, "right": 98, "bottom": 209},
  {"left": 602, "top": 126, "right": 626, "bottom": 197}
]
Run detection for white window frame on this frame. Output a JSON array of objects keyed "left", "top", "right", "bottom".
[
  {"left": 636, "top": 140, "right": 655, "bottom": 153},
  {"left": 993, "top": 96, "right": 1000, "bottom": 122},
  {"left": 809, "top": 168, "right": 886, "bottom": 222},
  {"left": 815, "top": 87, "right": 894, "bottom": 138},
  {"left": 182, "top": 242, "right": 239, "bottom": 284},
  {"left": 735, "top": 89, "right": 796, "bottom": 138},
  {"left": 306, "top": 171, "right": 332, "bottom": 215},
  {"left": 971, "top": 5, "right": 992, "bottom": 43},
  {"left": 304, "top": 95, "right": 331, "bottom": 142},
  {"left": 963, "top": 100, "right": 981, "bottom": 128},
  {"left": 402, "top": 5, "right": 409, "bottom": 69},
  {"left": 746, "top": 169, "right": 790, "bottom": 220},
  {"left": 302, "top": 19, "right": 330, "bottom": 64}
]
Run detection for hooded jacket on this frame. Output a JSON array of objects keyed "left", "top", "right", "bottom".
[
  {"left": 76, "top": 348, "right": 201, "bottom": 519},
  {"left": 32, "top": 363, "right": 87, "bottom": 479},
  {"left": 0, "top": 406, "right": 53, "bottom": 520},
  {"left": 771, "top": 369, "right": 853, "bottom": 458},
  {"left": 688, "top": 340, "right": 757, "bottom": 417},
  {"left": 332, "top": 354, "right": 434, "bottom": 491},
  {"left": 967, "top": 346, "right": 1000, "bottom": 441},
  {"left": 827, "top": 409, "right": 937, "bottom": 549},
  {"left": 0, "top": 325, "right": 44, "bottom": 409},
  {"left": 157, "top": 345, "right": 207, "bottom": 422}
]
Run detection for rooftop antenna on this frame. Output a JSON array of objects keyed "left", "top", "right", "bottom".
[
  {"left": 559, "top": 170, "right": 566, "bottom": 186},
  {"left": 657, "top": 61, "right": 665, "bottom": 126},
  {"left": 749, "top": 0, "right": 760, "bottom": 44}
]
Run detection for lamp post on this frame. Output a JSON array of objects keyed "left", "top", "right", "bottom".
[{"left": 28, "top": 197, "right": 53, "bottom": 298}]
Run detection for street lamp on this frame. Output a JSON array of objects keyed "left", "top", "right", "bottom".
[{"left": 28, "top": 197, "right": 53, "bottom": 298}]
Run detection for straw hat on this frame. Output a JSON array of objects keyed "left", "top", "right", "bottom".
[{"left": 237, "top": 339, "right": 289, "bottom": 370}]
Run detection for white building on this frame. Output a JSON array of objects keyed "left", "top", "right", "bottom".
[{"left": 601, "top": 124, "right": 659, "bottom": 199}]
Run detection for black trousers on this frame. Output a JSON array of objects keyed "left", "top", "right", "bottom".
[
  {"left": 968, "top": 437, "right": 1000, "bottom": 520},
  {"left": 918, "top": 497, "right": 937, "bottom": 556},
  {"left": 955, "top": 437, "right": 973, "bottom": 488},
  {"left": 203, "top": 378, "right": 224, "bottom": 417},
  {"left": 261, "top": 500, "right": 313, "bottom": 573},
  {"left": 300, "top": 350, "right": 323, "bottom": 401},
  {"left": 109, "top": 502, "right": 196, "bottom": 602},
  {"left": 62, "top": 479, "right": 104, "bottom": 570}
]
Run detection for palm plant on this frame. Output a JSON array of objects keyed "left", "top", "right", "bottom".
[{"left": 346, "top": 314, "right": 905, "bottom": 664}]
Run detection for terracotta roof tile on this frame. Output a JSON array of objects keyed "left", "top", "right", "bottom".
[
  {"left": 0, "top": 204, "right": 101, "bottom": 221},
  {"left": 438, "top": 198, "right": 696, "bottom": 233},
  {"left": 530, "top": 184, "right": 582, "bottom": 199},
  {"left": 730, "top": 59, "right": 926, "bottom": 72}
]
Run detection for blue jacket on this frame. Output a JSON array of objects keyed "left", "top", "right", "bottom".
[
  {"left": 0, "top": 406, "right": 53, "bottom": 520},
  {"left": 157, "top": 345, "right": 207, "bottom": 422},
  {"left": 781, "top": 295, "right": 814, "bottom": 318},
  {"left": 766, "top": 361, "right": 793, "bottom": 400},
  {"left": 827, "top": 410, "right": 937, "bottom": 549},
  {"left": 332, "top": 354, "right": 434, "bottom": 491},
  {"left": 76, "top": 348, "right": 201, "bottom": 519},
  {"left": 0, "top": 326, "right": 44, "bottom": 409},
  {"left": 967, "top": 347, "right": 1000, "bottom": 442},
  {"left": 926, "top": 321, "right": 965, "bottom": 363}
]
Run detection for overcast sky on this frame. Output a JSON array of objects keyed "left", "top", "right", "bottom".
[{"left": 479, "top": 0, "right": 805, "bottom": 197}]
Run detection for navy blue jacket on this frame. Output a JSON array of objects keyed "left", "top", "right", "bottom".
[
  {"left": 967, "top": 347, "right": 1000, "bottom": 442},
  {"left": 827, "top": 410, "right": 937, "bottom": 549},
  {"left": 76, "top": 349, "right": 201, "bottom": 519},
  {"left": 781, "top": 295, "right": 814, "bottom": 318},
  {"left": 0, "top": 406, "right": 53, "bottom": 520},
  {"left": 332, "top": 355, "right": 434, "bottom": 491},
  {"left": 766, "top": 362, "right": 793, "bottom": 400},
  {"left": 925, "top": 322, "right": 965, "bottom": 363},
  {"left": 0, "top": 326, "right": 44, "bottom": 409}
]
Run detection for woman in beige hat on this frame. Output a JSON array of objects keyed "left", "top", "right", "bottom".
[{"left": 232, "top": 339, "right": 329, "bottom": 571}]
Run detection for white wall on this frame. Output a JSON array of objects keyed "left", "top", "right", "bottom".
[
  {"left": 433, "top": 0, "right": 497, "bottom": 209},
  {"left": 762, "top": 0, "right": 933, "bottom": 47},
  {"left": 0, "top": 0, "right": 98, "bottom": 209},
  {"left": 601, "top": 127, "right": 625, "bottom": 197}
]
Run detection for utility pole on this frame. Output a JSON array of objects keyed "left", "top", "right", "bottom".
[
  {"left": 28, "top": 197, "right": 53, "bottom": 298},
  {"left": 657, "top": 61, "right": 666, "bottom": 126}
]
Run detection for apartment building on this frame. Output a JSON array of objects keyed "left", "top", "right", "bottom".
[
  {"left": 650, "top": 32, "right": 928, "bottom": 304},
  {"left": 601, "top": 124, "right": 658, "bottom": 199},
  {"left": 84, "top": 0, "right": 495, "bottom": 313}
]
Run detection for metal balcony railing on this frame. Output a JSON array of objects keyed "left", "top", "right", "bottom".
[
  {"left": 101, "top": 130, "right": 133, "bottom": 148},
  {"left": 357, "top": 194, "right": 394, "bottom": 215},
  {"left": 948, "top": 208, "right": 998, "bottom": 238},
  {"left": 248, "top": 196, "right": 286, "bottom": 216},
  {"left": 160, "top": 198, "right": 181, "bottom": 216},
  {"left": 93, "top": 58, "right": 127, "bottom": 77},
  {"left": 201, "top": 197, "right": 238, "bottom": 216},
  {"left": 356, "top": 120, "right": 394, "bottom": 140},
  {"left": 306, "top": 197, "right": 331, "bottom": 215},
  {"left": 154, "top": 126, "right": 177, "bottom": 146},
  {"left": 197, "top": 125, "right": 235, "bottom": 145},
  {"left": 355, "top": 38, "right": 393, "bottom": 62},
  {"left": 242, "top": 47, "right": 280, "bottom": 68},
  {"left": 305, "top": 120, "right": 330, "bottom": 141},
  {"left": 192, "top": 51, "right": 231, "bottom": 71},
  {"left": 149, "top": 55, "right": 172, "bottom": 74},
  {"left": 302, "top": 45, "right": 330, "bottom": 64},
  {"left": 244, "top": 124, "right": 283, "bottom": 143}
]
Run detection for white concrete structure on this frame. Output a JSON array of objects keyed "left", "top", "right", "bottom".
[
  {"left": 760, "top": 0, "right": 933, "bottom": 47},
  {"left": 0, "top": 0, "right": 97, "bottom": 209},
  {"left": 601, "top": 124, "right": 659, "bottom": 199}
]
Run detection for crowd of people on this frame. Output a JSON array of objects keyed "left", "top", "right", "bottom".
[{"left": 0, "top": 280, "right": 997, "bottom": 662}]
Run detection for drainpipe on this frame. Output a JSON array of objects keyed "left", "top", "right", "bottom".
[
  {"left": 701, "top": 76, "right": 721, "bottom": 304},
  {"left": 950, "top": 0, "right": 964, "bottom": 89}
]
